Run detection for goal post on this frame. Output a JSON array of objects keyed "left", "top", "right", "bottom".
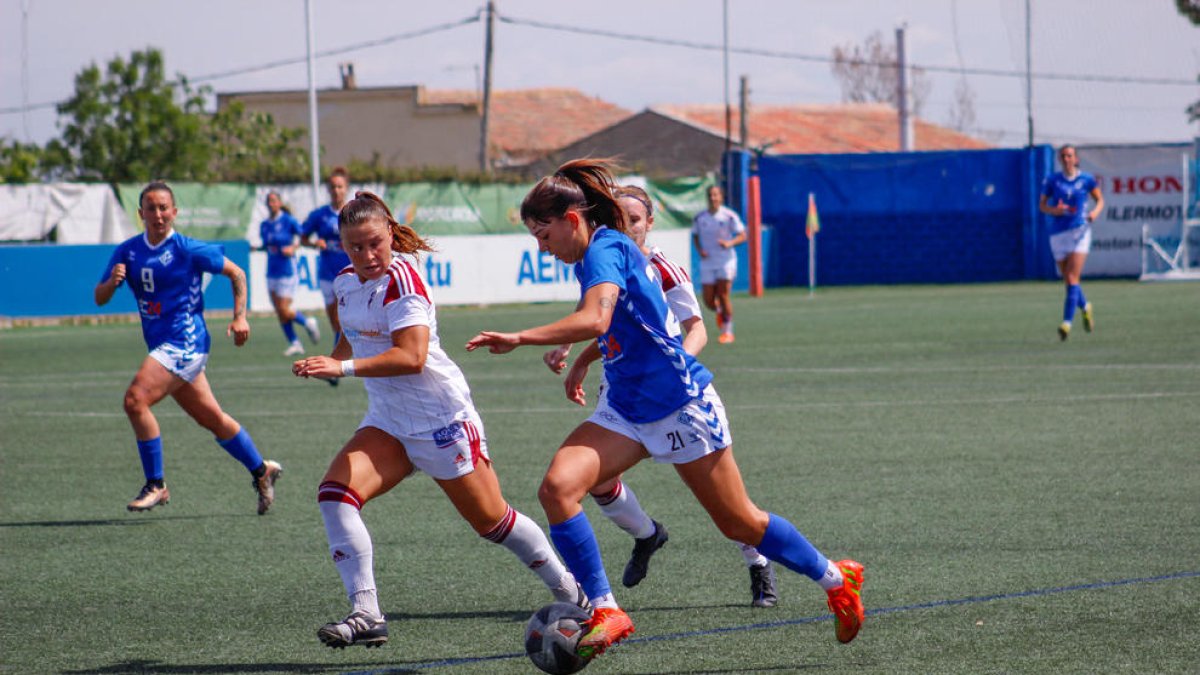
[{"left": 1141, "top": 153, "right": 1200, "bottom": 281}]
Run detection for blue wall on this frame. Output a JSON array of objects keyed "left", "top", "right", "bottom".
[
  {"left": 0, "top": 240, "right": 249, "bottom": 318},
  {"left": 731, "top": 147, "right": 1056, "bottom": 286}
]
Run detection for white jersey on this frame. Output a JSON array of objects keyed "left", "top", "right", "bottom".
[
  {"left": 334, "top": 257, "right": 477, "bottom": 436},
  {"left": 648, "top": 246, "right": 700, "bottom": 323},
  {"left": 691, "top": 205, "right": 745, "bottom": 268}
]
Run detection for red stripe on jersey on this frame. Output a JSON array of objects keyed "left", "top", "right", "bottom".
[
  {"left": 383, "top": 259, "right": 431, "bottom": 306},
  {"left": 336, "top": 264, "right": 356, "bottom": 277},
  {"left": 482, "top": 505, "right": 517, "bottom": 543},
  {"left": 650, "top": 252, "right": 690, "bottom": 291},
  {"left": 317, "top": 480, "right": 364, "bottom": 510}
]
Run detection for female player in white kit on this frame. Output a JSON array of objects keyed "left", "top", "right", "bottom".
[
  {"left": 468, "top": 160, "right": 865, "bottom": 663},
  {"left": 292, "top": 192, "right": 586, "bottom": 649},
  {"left": 543, "top": 185, "right": 780, "bottom": 608}
]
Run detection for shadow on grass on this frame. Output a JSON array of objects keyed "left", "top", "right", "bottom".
[
  {"left": 0, "top": 514, "right": 247, "bottom": 528},
  {"left": 63, "top": 662, "right": 417, "bottom": 675}
]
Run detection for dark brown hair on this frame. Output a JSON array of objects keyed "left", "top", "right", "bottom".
[
  {"left": 329, "top": 166, "right": 350, "bottom": 183},
  {"left": 139, "top": 181, "right": 175, "bottom": 208},
  {"left": 520, "top": 158, "right": 627, "bottom": 234},
  {"left": 614, "top": 185, "right": 653, "bottom": 218},
  {"left": 339, "top": 191, "right": 434, "bottom": 255}
]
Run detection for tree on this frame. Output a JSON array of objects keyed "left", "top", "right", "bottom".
[
  {"left": 946, "top": 79, "right": 977, "bottom": 133},
  {"left": 45, "top": 48, "right": 211, "bottom": 184},
  {"left": 0, "top": 138, "right": 42, "bottom": 183},
  {"left": 206, "top": 102, "right": 309, "bottom": 183},
  {"left": 830, "top": 30, "right": 931, "bottom": 117}
]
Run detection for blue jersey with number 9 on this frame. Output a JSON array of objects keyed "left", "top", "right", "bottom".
[{"left": 100, "top": 232, "right": 225, "bottom": 353}]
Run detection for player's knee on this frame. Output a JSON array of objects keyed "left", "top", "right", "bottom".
[
  {"left": 538, "top": 472, "right": 584, "bottom": 514},
  {"left": 122, "top": 387, "right": 150, "bottom": 416}
]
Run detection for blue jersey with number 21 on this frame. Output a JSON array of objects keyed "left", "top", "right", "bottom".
[
  {"left": 100, "top": 231, "right": 226, "bottom": 354},
  {"left": 574, "top": 227, "right": 713, "bottom": 424}
]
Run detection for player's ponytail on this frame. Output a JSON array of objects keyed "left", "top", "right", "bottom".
[
  {"left": 520, "top": 158, "right": 627, "bottom": 234},
  {"left": 339, "top": 191, "right": 435, "bottom": 256}
]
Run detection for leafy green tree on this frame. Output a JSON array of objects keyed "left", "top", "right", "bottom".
[
  {"left": 45, "top": 48, "right": 210, "bottom": 183},
  {"left": 0, "top": 138, "right": 42, "bottom": 183},
  {"left": 207, "top": 102, "right": 309, "bottom": 183}
]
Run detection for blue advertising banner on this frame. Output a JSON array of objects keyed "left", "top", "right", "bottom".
[{"left": 0, "top": 240, "right": 249, "bottom": 318}]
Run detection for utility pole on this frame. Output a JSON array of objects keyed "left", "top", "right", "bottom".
[
  {"left": 739, "top": 75, "right": 749, "bottom": 149},
  {"left": 722, "top": 0, "right": 732, "bottom": 153},
  {"left": 1025, "top": 0, "right": 1034, "bottom": 146},
  {"left": 896, "top": 24, "right": 914, "bottom": 152},
  {"left": 479, "top": 1, "right": 496, "bottom": 175},
  {"left": 305, "top": 0, "right": 321, "bottom": 205}
]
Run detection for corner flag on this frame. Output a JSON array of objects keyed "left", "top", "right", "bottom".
[{"left": 806, "top": 192, "right": 820, "bottom": 239}]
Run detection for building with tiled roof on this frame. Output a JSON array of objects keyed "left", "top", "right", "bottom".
[
  {"left": 217, "top": 78, "right": 631, "bottom": 173},
  {"left": 532, "top": 103, "right": 991, "bottom": 177},
  {"left": 425, "top": 88, "right": 631, "bottom": 167}
]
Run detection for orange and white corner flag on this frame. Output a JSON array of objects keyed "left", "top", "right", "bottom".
[{"left": 806, "top": 192, "right": 820, "bottom": 239}]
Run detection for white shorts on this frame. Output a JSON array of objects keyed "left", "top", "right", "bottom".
[
  {"left": 1050, "top": 226, "right": 1091, "bottom": 262},
  {"left": 320, "top": 279, "right": 337, "bottom": 305},
  {"left": 359, "top": 412, "right": 491, "bottom": 481},
  {"left": 267, "top": 275, "right": 298, "bottom": 298},
  {"left": 588, "top": 383, "right": 731, "bottom": 464},
  {"left": 149, "top": 343, "right": 209, "bottom": 383},
  {"left": 699, "top": 258, "right": 737, "bottom": 285}
]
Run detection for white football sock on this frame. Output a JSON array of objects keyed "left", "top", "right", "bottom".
[
  {"left": 817, "top": 559, "right": 845, "bottom": 591},
  {"left": 592, "top": 481, "right": 656, "bottom": 539},
  {"left": 319, "top": 499, "right": 381, "bottom": 617},
  {"left": 484, "top": 506, "right": 579, "bottom": 602},
  {"left": 738, "top": 542, "right": 769, "bottom": 568}
]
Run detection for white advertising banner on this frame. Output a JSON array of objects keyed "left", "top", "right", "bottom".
[
  {"left": 250, "top": 228, "right": 693, "bottom": 312},
  {"left": 1078, "top": 143, "right": 1193, "bottom": 277}
]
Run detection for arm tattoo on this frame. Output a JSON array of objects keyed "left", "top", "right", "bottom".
[
  {"left": 229, "top": 267, "right": 247, "bottom": 319},
  {"left": 598, "top": 294, "right": 616, "bottom": 311}
]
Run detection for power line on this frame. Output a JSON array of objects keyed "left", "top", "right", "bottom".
[
  {"left": 497, "top": 13, "right": 1199, "bottom": 87},
  {"left": 0, "top": 14, "right": 480, "bottom": 117}
]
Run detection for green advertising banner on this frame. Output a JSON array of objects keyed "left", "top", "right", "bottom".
[
  {"left": 385, "top": 178, "right": 713, "bottom": 236},
  {"left": 118, "top": 183, "right": 256, "bottom": 241},
  {"left": 644, "top": 176, "right": 715, "bottom": 230},
  {"left": 111, "top": 177, "right": 713, "bottom": 241}
]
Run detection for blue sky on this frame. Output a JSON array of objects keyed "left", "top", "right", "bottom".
[{"left": 2, "top": 0, "right": 1197, "bottom": 149}]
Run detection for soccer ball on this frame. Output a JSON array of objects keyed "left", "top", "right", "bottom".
[{"left": 524, "top": 601, "right": 592, "bottom": 674}]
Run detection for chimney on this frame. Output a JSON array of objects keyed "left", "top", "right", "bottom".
[{"left": 339, "top": 62, "right": 357, "bottom": 90}]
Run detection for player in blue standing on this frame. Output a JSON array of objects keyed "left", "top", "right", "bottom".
[
  {"left": 1039, "top": 144, "right": 1104, "bottom": 341},
  {"left": 260, "top": 191, "right": 321, "bottom": 355},
  {"left": 467, "top": 160, "right": 865, "bottom": 663},
  {"left": 302, "top": 167, "right": 352, "bottom": 382},
  {"left": 94, "top": 181, "right": 282, "bottom": 514}
]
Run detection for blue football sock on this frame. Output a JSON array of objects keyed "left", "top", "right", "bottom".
[
  {"left": 281, "top": 321, "right": 298, "bottom": 343},
  {"left": 136, "top": 437, "right": 164, "bottom": 482},
  {"left": 754, "top": 513, "right": 828, "bottom": 581},
  {"left": 549, "top": 511, "right": 612, "bottom": 602},
  {"left": 216, "top": 427, "right": 264, "bottom": 473},
  {"left": 292, "top": 312, "right": 309, "bottom": 327},
  {"left": 1063, "top": 285, "right": 1081, "bottom": 322},
  {"left": 1076, "top": 286, "right": 1088, "bottom": 309}
]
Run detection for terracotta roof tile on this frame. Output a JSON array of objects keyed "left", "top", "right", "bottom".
[
  {"left": 425, "top": 87, "right": 633, "bottom": 162},
  {"left": 653, "top": 103, "right": 990, "bottom": 153}
]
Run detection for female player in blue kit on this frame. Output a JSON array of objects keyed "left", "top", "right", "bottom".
[{"left": 467, "top": 160, "right": 865, "bottom": 662}]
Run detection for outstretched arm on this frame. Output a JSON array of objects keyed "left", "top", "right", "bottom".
[{"left": 467, "top": 282, "right": 619, "bottom": 354}]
